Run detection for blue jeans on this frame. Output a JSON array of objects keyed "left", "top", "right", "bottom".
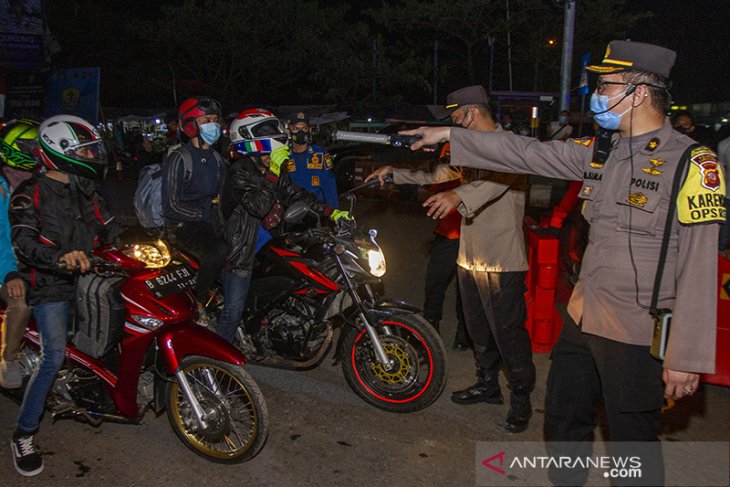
[
  {"left": 17, "top": 301, "right": 70, "bottom": 433},
  {"left": 216, "top": 270, "right": 251, "bottom": 343}
]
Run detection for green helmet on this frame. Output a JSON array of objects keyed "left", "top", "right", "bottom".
[{"left": 0, "top": 119, "right": 40, "bottom": 171}]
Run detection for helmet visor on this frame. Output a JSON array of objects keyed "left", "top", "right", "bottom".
[
  {"left": 239, "top": 119, "right": 286, "bottom": 140},
  {"left": 68, "top": 139, "right": 107, "bottom": 165}
]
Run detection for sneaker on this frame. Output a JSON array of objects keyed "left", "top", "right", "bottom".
[
  {"left": 11, "top": 432, "right": 44, "bottom": 476},
  {"left": 0, "top": 359, "right": 23, "bottom": 389}
]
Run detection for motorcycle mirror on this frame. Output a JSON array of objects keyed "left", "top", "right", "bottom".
[{"left": 283, "top": 202, "right": 310, "bottom": 223}]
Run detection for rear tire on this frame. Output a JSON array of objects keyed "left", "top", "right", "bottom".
[
  {"left": 341, "top": 313, "right": 447, "bottom": 413},
  {"left": 166, "top": 356, "right": 268, "bottom": 463}
]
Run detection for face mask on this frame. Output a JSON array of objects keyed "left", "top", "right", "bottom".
[
  {"left": 558, "top": 115, "right": 567, "bottom": 125},
  {"left": 590, "top": 92, "right": 632, "bottom": 130},
  {"left": 459, "top": 110, "right": 473, "bottom": 129},
  {"left": 199, "top": 122, "right": 221, "bottom": 145},
  {"left": 290, "top": 131, "right": 309, "bottom": 145},
  {"left": 675, "top": 125, "right": 689, "bottom": 134}
]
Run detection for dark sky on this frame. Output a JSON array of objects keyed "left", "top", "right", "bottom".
[{"left": 624, "top": 0, "right": 730, "bottom": 103}]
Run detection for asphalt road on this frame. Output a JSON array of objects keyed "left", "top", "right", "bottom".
[{"left": 1, "top": 184, "right": 728, "bottom": 486}]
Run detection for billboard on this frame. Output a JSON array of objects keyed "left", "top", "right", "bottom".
[
  {"left": 45, "top": 68, "right": 101, "bottom": 124},
  {"left": 0, "top": 0, "right": 45, "bottom": 67}
]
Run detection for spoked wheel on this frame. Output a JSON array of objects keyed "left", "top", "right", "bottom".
[
  {"left": 166, "top": 356, "right": 268, "bottom": 463},
  {"left": 341, "top": 313, "right": 447, "bottom": 413}
]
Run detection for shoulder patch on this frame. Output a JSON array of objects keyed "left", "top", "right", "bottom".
[
  {"left": 287, "top": 159, "right": 296, "bottom": 173},
  {"left": 571, "top": 137, "right": 594, "bottom": 147},
  {"left": 324, "top": 153, "right": 333, "bottom": 170},
  {"left": 677, "top": 147, "right": 726, "bottom": 224}
]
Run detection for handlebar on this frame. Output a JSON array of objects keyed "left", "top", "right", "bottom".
[
  {"left": 340, "top": 173, "right": 393, "bottom": 197},
  {"left": 57, "top": 256, "right": 122, "bottom": 273}
]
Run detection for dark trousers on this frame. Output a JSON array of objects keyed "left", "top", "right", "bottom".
[
  {"left": 423, "top": 235, "right": 465, "bottom": 333},
  {"left": 545, "top": 320, "right": 664, "bottom": 486},
  {"left": 457, "top": 267, "right": 534, "bottom": 391},
  {"left": 173, "top": 221, "right": 228, "bottom": 303}
]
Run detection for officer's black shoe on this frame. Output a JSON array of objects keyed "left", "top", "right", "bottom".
[
  {"left": 451, "top": 377, "right": 503, "bottom": 405},
  {"left": 504, "top": 393, "right": 532, "bottom": 433}
]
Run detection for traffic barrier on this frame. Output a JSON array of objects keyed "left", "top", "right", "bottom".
[
  {"left": 523, "top": 221, "right": 563, "bottom": 353},
  {"left": 701, "top": 255, "right": 730, "bottom": 387}
]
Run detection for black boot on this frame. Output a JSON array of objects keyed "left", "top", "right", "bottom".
[
  {"left": 504, "top": 388, "right": 532, "bottom": 433},
  {"left": 451, "top": 371, "right": 503, "bottom": 405}
]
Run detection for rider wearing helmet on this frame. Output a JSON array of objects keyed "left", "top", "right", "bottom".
[
  {"left": 216, "top": 108, "right": 349, "bottom": 343},
  {"left": 0, "top": 119, "right": 40, "bottom": 189},
  {"left": 161, "top": 96, "right": 228, "bottom": 325},
  {"left": 0, "top": 120, "right": 34, "bottom": 391},
  {"left": 8, "top": 114, "right": 124, "bottom": 476}
]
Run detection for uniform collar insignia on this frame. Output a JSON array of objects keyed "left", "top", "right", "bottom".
[{"left": 645, "top": 138, "right": 660, "bottom": 152}]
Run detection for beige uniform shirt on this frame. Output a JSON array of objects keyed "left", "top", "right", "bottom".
[
  {"left": 450, "top": 120, "right": 724, "bottom": 373},
  {"left": 392, "top": 136, "right": 528, "bottom": 273}
]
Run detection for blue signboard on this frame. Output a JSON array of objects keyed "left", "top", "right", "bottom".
[
  {"left": 577, "top": 52, "right": 591, "bottom": 96},
  {"left": 45, "top": 68, "right": 101, "bottom": 124}
]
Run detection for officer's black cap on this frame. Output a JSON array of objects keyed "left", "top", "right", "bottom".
[
  {"left": 289, "top": 111, "right": 310, "bottom": 125},
  {"left": 428, "top": 85, "right": 489, "bottom": 120},
  {"left": 586, "top": 40, "right": 676, "bottom": 78}
]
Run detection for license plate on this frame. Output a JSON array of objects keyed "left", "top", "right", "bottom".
[{"left": 144, "top": 265, "right": 197, "bottom": 298}]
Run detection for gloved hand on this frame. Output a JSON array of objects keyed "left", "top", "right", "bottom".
[
  {"left": 330, "top": 209, "right": 353, "bottom": 222},
  {"left": 269, "top": 145, "right": 290, "bottom": 177}
]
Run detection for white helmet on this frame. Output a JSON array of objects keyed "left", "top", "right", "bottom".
[{"left": 230, "top": 108, "right": 288, "bottom": 158}]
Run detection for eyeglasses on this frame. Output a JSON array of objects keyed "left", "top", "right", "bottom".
[{"left": 595, "top": 80, "right": 631, "bottom": 94}]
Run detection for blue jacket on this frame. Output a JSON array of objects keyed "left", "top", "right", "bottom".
[
  {"left": 162, "top": 141, "right": 226, "bottom": 224},
  {"left": 0, "top": 176, "right": 19, "bottom": 283},
  {"left": 286, "top": 143, "right": 338, "bottom": 208}
]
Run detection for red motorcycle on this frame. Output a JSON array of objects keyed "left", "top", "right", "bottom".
[{"left": 3, "top": 237, "right": 268, "bottom": 464}]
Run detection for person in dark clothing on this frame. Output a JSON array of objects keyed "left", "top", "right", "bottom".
[
  {"left": 8, "top": 115, "right": 124, "bottom": 477},
  {"left": 161, "top": 96, "right": 227, "bottom": 325},
  {"left": 218, "top": 109, "right": 349, "bottom": 342}
]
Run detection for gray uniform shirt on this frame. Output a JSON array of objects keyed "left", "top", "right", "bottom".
[
  {"left": 392, "top": 135, "right": 528, "bottom": 273},
  {"left": 450, "top": 120, "right": 721, "bottom": 373}
]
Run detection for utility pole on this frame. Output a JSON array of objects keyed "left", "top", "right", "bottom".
[
  {"left": 433, "top": 40, "right": 439, "bottom": 104},
  {"left": 488, "top": 35, "right": 495, "bottom": 94},
  {"left": 559, "top": 0, "right": 576, "bottom": 111},
  {"left": 506, "top": 0, "right": 513, "bottom": 91},
  {"left": 372, "top": 38, "right": 378, "bottom": 99}
]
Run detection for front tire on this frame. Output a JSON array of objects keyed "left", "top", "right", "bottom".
[
  {"left": 341, "top": 313, "right": 447, "bottom": 413},
  {"left": 166, "top": 356, "right": 268, "bottom": 463}
]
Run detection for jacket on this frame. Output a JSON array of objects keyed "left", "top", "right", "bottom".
[
  {"left": 162, "top": 141, "right": 226, "bottom": 224},
  {"left": 0, "top": 176, "right": 20, "bottom": 284},
  {"left": 220, "top": 157, "right": 333, "bottom": 276},
  {"left": 450, "top": 120, "right": 725, "bottom": 372},
  {"left": 10, "top": 174, "right": 124, "bottom": 305}
]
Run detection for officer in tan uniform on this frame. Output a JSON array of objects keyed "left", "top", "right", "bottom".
[
  {"left": 367, "top": 86, "right": 535, "bottom": 434},
  {"left": 400, "top": 41, "right": 725, "bottom": 485}
]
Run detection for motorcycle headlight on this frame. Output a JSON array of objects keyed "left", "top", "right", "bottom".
[
  {"left": 123, "top": 240, "right": 172, "bottom": 268},
  {"left": 365, "top": 248, "right": 386, "bottom": 277},
  {"left": 132, "top": 314, "right": 163, "bottom": 330}
]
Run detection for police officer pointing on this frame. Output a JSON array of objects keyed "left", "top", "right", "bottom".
[
  {"left": 285, "top": 112, "right": 338, "bottom": 208},
  {"left": 400, "top": 40, "right": 725, "bottom": 485}
]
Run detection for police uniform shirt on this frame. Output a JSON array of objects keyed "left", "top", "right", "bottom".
[
  {"left": 286, "top": 143, "right": 338, "bottom": 208},
  {"left": 449, "top": 120, "right": 725, "bottom": 373}
]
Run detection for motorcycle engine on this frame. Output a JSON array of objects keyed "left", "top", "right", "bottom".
[{"left": 265, "top": 299, "right": 329, "bottom": 360}]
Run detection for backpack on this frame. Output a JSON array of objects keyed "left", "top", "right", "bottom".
[
  {"left": 134, "top": 146, "right": 194, "bottom": 228},
  {"left": 72, "top": 273, "right": 126, "bottom": 358}
]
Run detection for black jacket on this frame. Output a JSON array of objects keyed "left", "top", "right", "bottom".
[
  {"left": 10, "top": 174, "right": 124, "bottom": 305},
  {"left": 220, "top": 157, "right": 332, "bottom": 276}
]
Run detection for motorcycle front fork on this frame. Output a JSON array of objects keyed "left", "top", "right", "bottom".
[
  {"left": 335, "top": 255, "right": 395, "bottom": 370},
  {"left": 173, "top": 368, "right": 225, "bottom": 431}
]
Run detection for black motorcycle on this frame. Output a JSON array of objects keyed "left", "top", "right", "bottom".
[{"left": 203, "top": 181, "right": 447, "bottom": 413}]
